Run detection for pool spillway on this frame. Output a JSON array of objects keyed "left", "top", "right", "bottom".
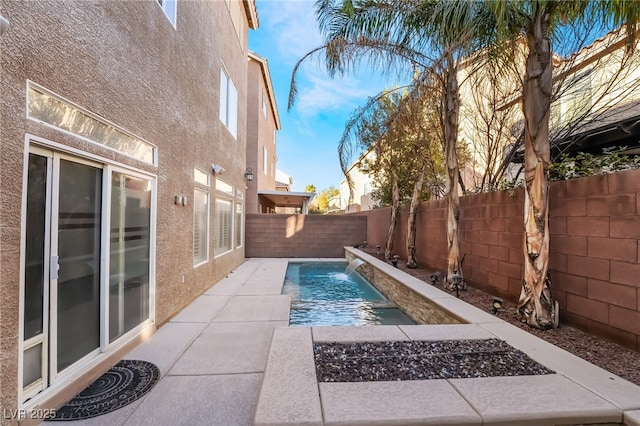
[{"left": 282, "top": 262, "right": 415, "bottom": 326}]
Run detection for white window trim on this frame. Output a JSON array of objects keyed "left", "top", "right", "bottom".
[
  {"left": 262, "top": 91, "right": 268, "bottom": 118},
  {"left": 157, "top": 0, "right": 177, "bottom": 27},
  {"left": 214, "top": 195, "right": 234, "bottom": 258},
  {"left": 26, "top": 81, "right": 158, "bottom": 166},
  {"left": 193, "top": 188, "right": 210, "bottom": 267},
  {"left": 219, "top": 67, "right": 238, "bottom": 140},
  {"left": 235, "top": 191, "right": 244, "bottom": 249},
  {"left": 18, "top": 134, "right": 157, "bottom": 408},
  {"left": 263, "top": 146, "right": 268, "bottom": 175}
]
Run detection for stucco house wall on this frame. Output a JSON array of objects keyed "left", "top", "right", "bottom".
[{"left": 0, "top": 0, "right": 255, "bottom": 419}]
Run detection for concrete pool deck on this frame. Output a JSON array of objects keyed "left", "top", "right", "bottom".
[{"left": 59, "top": 257, "right": 640, "bottom": 426}]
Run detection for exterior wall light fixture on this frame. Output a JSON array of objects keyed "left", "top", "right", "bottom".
[{"left": 244, "top": 167, "right": 254, "bottom": 181}]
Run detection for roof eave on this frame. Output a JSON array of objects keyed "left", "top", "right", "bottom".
[
  {"left": 248, "top": 51, "right": 281, "bottom": 130},
  {"left": 243, "top": 0, "right": 259, "bottom": 30}
]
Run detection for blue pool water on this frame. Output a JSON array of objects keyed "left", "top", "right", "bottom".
[{"left": 282, "top": 262, "right": 415, "bottom": 326}]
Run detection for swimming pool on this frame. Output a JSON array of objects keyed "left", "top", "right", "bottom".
[{"left": 282, "top": 262, "right": 415, "bottom": 326}]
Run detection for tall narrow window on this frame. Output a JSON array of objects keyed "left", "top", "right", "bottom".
[
  {"left": 262, "top": 91, "right": 268, "bottom": 118},
  {"left": 214, "top": 178, "right": 233, "bottom": 256},
  {"left": 193, "top": 189, "right": 209, "bottom": 265},
  {"left": 235, "top": 190, "right": 243, "bottom": 248},
  {"left": 219, "top": 68, "right": 238, "bottom": 139},
  {"left": 263, "top": 146, "right": 268, "bottom": 175},
  {"left": 109, "top": 173, "right": 151, "bottom": 342},
  {"left": 157, "top": 0, "right": 177, "bottom": 26},
  {"left": 214, "top": 198, "right": 232, "bottom": 256}
]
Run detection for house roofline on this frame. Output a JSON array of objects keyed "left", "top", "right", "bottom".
[
  {"left": 243, "top": 0, "right": 259, "bottom": 30},
  {"left": 248, "top": 51, "right": 281, "bottom": 130}
]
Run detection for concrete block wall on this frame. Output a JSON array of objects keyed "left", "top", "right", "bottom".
[
  {"left": 354, "top": 168, "right": 640, "bottom": 351},
  {"left": 245, "top": 214, "right": 367, "bottom": 258}
]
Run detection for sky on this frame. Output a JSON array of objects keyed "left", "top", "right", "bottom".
[{"left": 248, "top": 0, "right": 401, "bottom": 192}]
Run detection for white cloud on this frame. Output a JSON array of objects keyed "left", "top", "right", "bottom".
[
  {"left": 295, "top": 72, "right": 374, "bottom": 116},
  {"left": 256, "top": 0, "right": 394, "bottom": 118},
  {"left": 258, "top": 0, "right": 322, "bottom": 60}
]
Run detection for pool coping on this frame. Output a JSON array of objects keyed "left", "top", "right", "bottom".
[{"left": 253, "top": 249, "right": 640, "bottom": 426}]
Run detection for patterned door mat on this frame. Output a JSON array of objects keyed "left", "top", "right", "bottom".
[{"left": 50, "top": 360, "right": 160, "bottom": 421}]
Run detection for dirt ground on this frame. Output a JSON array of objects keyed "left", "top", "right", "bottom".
[{"left": 361, "top": 249, "right": 640, "bottom": 386}]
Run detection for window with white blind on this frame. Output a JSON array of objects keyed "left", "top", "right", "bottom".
[
  {"left": 214, "top": 198, "right": 233, "bottom": 256},
  {"left": 219, "top": 68, "right": 238, "bottom": 139},
  {"left": 193, "top": 189, "right": 209, "bottom": 265},
  {"left": 235, "top": 190, "right": 243, "bottom": 248}
]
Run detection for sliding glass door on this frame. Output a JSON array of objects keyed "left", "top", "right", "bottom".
[
  {"left": 22, "top": 147, "right": 154, "bottom": 402},
  {"left": 55, "top": 158, "right": 103, "bottom": 372},
  {"left": 109, "top": 172, "right": 151, "bottom": 342}
]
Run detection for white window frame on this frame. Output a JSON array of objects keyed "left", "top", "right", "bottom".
[
  {"left": 263, "top": 146, "right": 268, "bottom": 175},
  {"left": 193, "top": 188, "right": 210, "bottom": 266},
  {"left": 219, "top": 67, "right": 238, "bottom": 139},
  {"left": 18, "top": 134, "right": 157, "bottom": 408},
  {"left": 214, "top": 178, "right": 234, "bottom": 257},
  {"left": 235, "top": 190, "right": 244, "bottom": 249},
  {"left": 157, "top": 0, "right": 177, "bottom": 27},
  {"left": 262, "top": 91, "right": 268, "bottom": 118},
  {"left": 27, "top": 81, "right": 157, "bottom": 165}
]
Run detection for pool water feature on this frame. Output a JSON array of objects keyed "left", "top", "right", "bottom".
[{"left": 282, "top": 262, "right": 415, "bottom": 326}]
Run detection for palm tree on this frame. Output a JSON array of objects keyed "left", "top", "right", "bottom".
[
  {"left": 290, "top": 0, "right": 488, "bottom": 285},
  {"left": 487, "top": 0, "right": 639, "bottom": 329}
]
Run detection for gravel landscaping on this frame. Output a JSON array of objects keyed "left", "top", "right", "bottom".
[
  {"left": 360, "top": 248, "right": 640, "bottom": 386},
  {"left": 314, "top": 339, "right": 554, "bottom": 382}
]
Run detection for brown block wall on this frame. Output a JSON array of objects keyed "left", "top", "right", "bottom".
[
  {"left": 354, "top": 169, "right": 640, "bottom": 351},
  {"left": 245, "top": 214, "right": 367, "bottom": 258}
]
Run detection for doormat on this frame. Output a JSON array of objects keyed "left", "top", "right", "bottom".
[{"left": 50, "top": 360, "right": 160, "bottom": 421}]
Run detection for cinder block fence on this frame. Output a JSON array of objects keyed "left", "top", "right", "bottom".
[
  {"left": 245, "top": 214, "right": 366, "bottom": 258},
  {"left": 354, "top": 169, "right": 640, "bottom": 352}
]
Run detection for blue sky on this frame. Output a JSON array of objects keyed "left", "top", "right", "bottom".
[{"left": 248, "top": 0, "right": 401, "bottom": 192}]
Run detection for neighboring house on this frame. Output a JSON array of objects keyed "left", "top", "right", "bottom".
[
  {"left": 0, "top": 0, "right": 257, "bottom": 416},
  {"left": 246, "top": 51, "right": 280, "bottom": 214},
  {"left": 275, "top": 169, "right": 293, "bottom": 191},
  {"left": 544, "top": 28, "right": 640, "bottom": 158},
  {"left": 340, "top": 149, "right": 377, "bottom": 213},
  {"left": 458, "top": 27, "right": 640, "bottom": 189},
  {"left": 271, "top": 170, "right": 315, "bottom": 214},
  {"left": 245, "top": 54, "right": 314, "bottom": 214}
]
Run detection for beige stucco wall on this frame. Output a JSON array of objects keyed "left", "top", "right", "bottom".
[{"left": 0, "top": 0, "right": 251, "bottom": 418}]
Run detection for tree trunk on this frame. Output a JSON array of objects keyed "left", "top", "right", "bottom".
[
  {"left": 385, "top": 172, "right": 400, "bottom": 260},
  {"left": 518, "top": 4, "right": 559, "bottom": 330},
  {"left": 407, "top": 162, "right": 427, "bottom": 268},
  {"left": 442, "top": 53, "right": 462, "bottom": 288}
]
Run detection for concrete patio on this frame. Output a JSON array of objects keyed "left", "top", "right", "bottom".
[{"left": 53, "top": 257, "right": 640, "bottom": 426}]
